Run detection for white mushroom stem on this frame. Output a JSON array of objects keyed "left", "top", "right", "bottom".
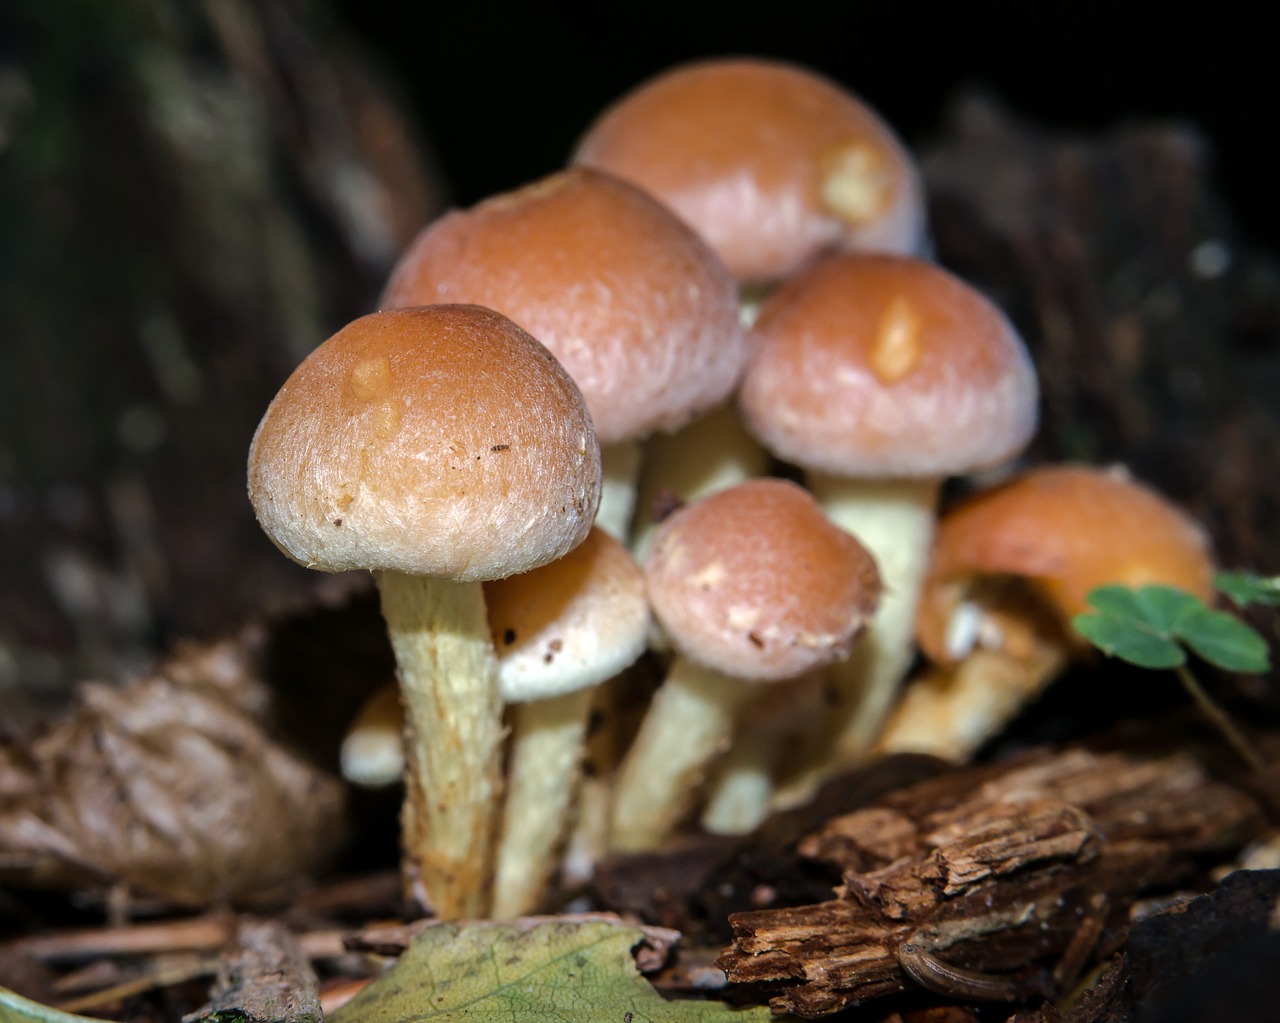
[
  {"left": 595, "top": 440, "right": 643, "bottom": 540},
  {"left": 491, "top": 688, "right": 594, "bottom": 918},
  {"left": 610, "top": 656, "right": 755, "bottom": 852},
  {"left": 873, "top": 643, "right": 1069, "bottom": 761},
  {"left": 700, "top": 739, "right": 778, "bottom": 835},
  {"left": 700, "top": 670, "right": 828, "bottom": 835},
  {"left": 629, "top": 404, "right": 770, "bottom": 561},
  {"left": 773, "top": 475, "right": 938, "bottom": 806},
  {"left": 376, "top": 571, "right": 502, "bottom": 919}
]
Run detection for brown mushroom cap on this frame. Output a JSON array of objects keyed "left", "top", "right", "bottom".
[
  {"left": 573, "top": 57, "right": 925, "bottom": 285},
  {"left": 485, "top": 527, "right": 650, "bottom": 702},
  {"left": 645, "top": 478, "right": 881, "bottom": 681},
  {"left": 248, "top": 305, "right": 601, "bottom": 581},
  {"left": 381, "top": 168, "right": 744, "bottom": 445},
  {"left": 739, "top": 254, "right": 1038, "bottom": 479},
  {"left": 915, "top": 464, "right": 1216, "bottom": 664}
]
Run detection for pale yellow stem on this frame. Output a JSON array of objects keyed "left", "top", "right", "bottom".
[
  {"left": 772, "top": 476, "right": 938, "bottom": 807},
  {"left": 376, "top": 571, "right": 502, "bottom": 919},
  {"left": 610, "top": 656, "right": 754, "bottom": 852},
  {"left": 874, "top": 644, "right": 1068, "bottom": 761},
  {"left": 492, "top": 688, "right": 593, "bottom": 918}
]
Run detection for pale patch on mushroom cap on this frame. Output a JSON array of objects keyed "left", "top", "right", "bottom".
[
  {"left": 740, "top": 254, "right": 1038, "bottom": 479},
  {"left": 381, "top": 168, "right": 744, "bottom": 445},
  {"left": 573, "top": 57, "right": 925, "bottom": 286},
  {"left": 247, "top": 305, "right": 601, "bottom": 581},
  {"left": 645, "top": 478, "right": 881, "bottom": 681},
  {"left": 485, "top": 527, "right": 650, "bottom": 702}
]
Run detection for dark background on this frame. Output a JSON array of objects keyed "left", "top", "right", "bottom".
[{"left": 334, "top": 3, "right": 1278, "bottom": 247}]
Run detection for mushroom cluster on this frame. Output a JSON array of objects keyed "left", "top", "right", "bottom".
[{"left": 250, "top": 55, "right": 1222, "bottom": 920}]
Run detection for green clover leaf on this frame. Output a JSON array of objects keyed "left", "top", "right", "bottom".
[
  {"left": 1215, "top": 571, "right": 1280, "bottom": 609},
  {"left": 1073, "top": 583, "right": 1270, "bottom": 674}
]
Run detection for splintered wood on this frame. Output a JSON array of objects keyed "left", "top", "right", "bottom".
[{"left": 716, "top": 746, "right": 1266, "bottom": 1016}]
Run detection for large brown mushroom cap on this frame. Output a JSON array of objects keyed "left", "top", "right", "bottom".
[
  {"left": 645, "top": 478, "right": 881, "bottom": 681},
  {"left": 573, "top": 57, "right": 925, "bottom": 285},
  {"left": 915, "top": 464, "right": 1216, "bottom": 664},
  {"left": 247, "top": 305, "right": 601, "bottom": 581},
  {"left": 381, "top": 168, "right": 744, "bottom": 445},
  {"left": 739, "top": 254, "right": 1038, "bottom": 479}
]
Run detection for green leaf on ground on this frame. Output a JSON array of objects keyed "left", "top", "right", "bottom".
[
  {"left": 330, "top": 918, "right": 770, "bottom": 1023},
  {"left": 1073, "top": 608, "right": 1186, "bottom": 668},
  {"left": 0, "top": 986, "right": 112, "bottom": 1023},
  {"left": 1178, "top": 603, "right": 1272, "bottom": 673},
  {"left": 1216, "top": 571, "right": 1280, "bottom": 608},
  {"left": 1073, "top": 583, "right": 1271, "bottom": 673}
]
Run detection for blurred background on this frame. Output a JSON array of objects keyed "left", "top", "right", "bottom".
[{"left": 2, "top": 0, "right": 1277, "bottom": 724}]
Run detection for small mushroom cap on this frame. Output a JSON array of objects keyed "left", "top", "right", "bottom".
[
  {"left": 915, "top": 464, "right": 1216, "bottom": 664},
  {"left": 573, "top": 57, "right": 925, "bottom": 285},
  {"left": 739, "top": 254, "right": 1038, "bottom": 479},
  {"left": 485, "top": 527, "right": 650, "bottom": 703},
  {"left": 645, "top": 478, "right": 881, "bottom": 681},
  {"left": 381, "top": 168, "right": 745, "bottom": 445},
  {"left": 248, "top": 305, "right": 601, "bottom": 581}
]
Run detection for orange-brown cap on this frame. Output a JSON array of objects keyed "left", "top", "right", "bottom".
[
  {"left": 915, "top": 464, "right": 1216, "bottom": 664},
  {"left": 739, "top": 254, "right": 1038, "bottom": 478},
  {"left": 247, "top": 305, "right": 601, "bottom": 582},
  {"left": 381, "top": 168, "right": 744, "bottom": 445},
  {"left": 645, "top": 478, "right": 881, "bottom": 681},
  {"left": 486, "top": 527, "right": 650, "bottom": 702},
  {"left": 573, "top": 57, "right": 925, "bottom": 286}
]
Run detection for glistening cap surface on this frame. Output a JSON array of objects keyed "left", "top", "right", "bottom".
[{"left": 248, "top": 305, "right": 601, "bottom": 582}]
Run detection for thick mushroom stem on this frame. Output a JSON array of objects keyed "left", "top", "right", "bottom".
[
  {"left": 629, "top": 404, "right": 769, "bottom": 560},
  {"left": 874, "top": 644, "right": 1069, "bottom": 761},
  {"left": 376, "top": 571, "right": 502, "bottom": 919},
  {"left": 701, "top": 669, "right": 828, "bottom": 835},
  {"left": 610, "top": 656, "right": 754, "bottom": 852},
  {"left": 807, "top": 475, "right": 940, "bottom": 757},
  {"left": 699, "top": 740, "right": 776, "bottom": 835},
  {"left": 595, "top": 440, "right": 643, "bottom": 540},
  {"left": 492, "top": 689, "right": 594, "bottom": 918}
]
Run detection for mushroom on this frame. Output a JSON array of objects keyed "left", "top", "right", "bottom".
[
  {"left": 381, "top": 167, "right": 744, "bottom": 539},
  {"left": 486, "top": 527, "right": 650, "bottom": 917},
  {"left": 875, "top": 464, "right": 1216, "bottom": 760},
  {"left": 247, "top": 305, "right": 601, "bottom": 917},
  {"left": 609, "top": 478, "right": 880, "bottom": 852},
  {"left": 738, "top": 254, "right": 1038, "bottom": 800},
  {"left": 573, "top": 56, "right": 927, "bottom": 292},
  {"left": 339, "top": 683, "right": 403, "bottom": 788}
]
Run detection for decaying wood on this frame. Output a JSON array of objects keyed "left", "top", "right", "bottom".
[
  {"left": 187, "top": 920, "right": 320, "bottom": 1023},
  {"left": 717, "top": 743, "right": 1268, "bottom": 1016}
]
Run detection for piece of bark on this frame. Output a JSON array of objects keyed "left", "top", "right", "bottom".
[
  {"left": 187, "top": 919, "right": 321, "bottom": 1023},
  {"left": 594, "top": 753, "right": 947, "bottom": 940},
  {"left": 717, "top": 742, "right": 1267, "bottom": 1017}
]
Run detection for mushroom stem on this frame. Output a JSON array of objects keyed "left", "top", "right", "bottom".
[
  {"left": 609, "top": 655, "right": 754, "bottom": 852},
  {"left": 376, "top": 571, "right": 502, "bottom": 918},
  {"left": 629, "top": 404, "right": 769, "bottom": 560},
  {"left": 873, "top": 644, "right": 1068, "bottom": 761},
  {"left": 492, "top": 688, "right": 594, "bottom": 918},
  {"left": 700, "top": 737, "right": 778, "bottom": 835},
  {"left": 596, "top": 440, "right": 643, "bottom": 540},
  {"left": 774, "top": 475, "right": 938, "bottom": 803}
]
